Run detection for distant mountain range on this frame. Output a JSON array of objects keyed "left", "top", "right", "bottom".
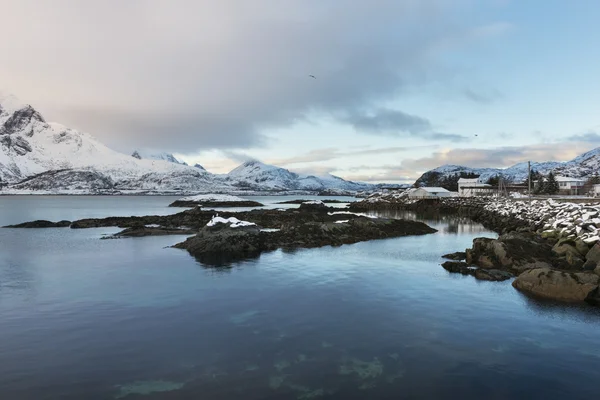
[
  {"left": 0, "top": 94, "right": 378, "bottom": 194},
  {"left": 415, "top": 148, "right": 600, "bottom": 188}
]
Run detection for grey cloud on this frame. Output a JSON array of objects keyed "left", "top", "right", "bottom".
[
  {"left": 568, "top": 132, "right": 600, "bottom": 143},
  {"left": 0, "top": 0, "right": 508, "bottom": 153},
  {"left": 463, "top": 87, "right": 502, "bottom": 104},
  {"left": 267, "top": 145, "right": 439, "bottom": 165},
  {"left": 341, "top": 108, "right": 468, "bottom": 141}
]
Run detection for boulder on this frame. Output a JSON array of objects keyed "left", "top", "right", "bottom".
[
  {"left": 585, "top": 243, "right": 600, "bottom": 264},
  {"left": 583, "top": 260, "right": 598, "bottom": 271},
  {"left": 552, "top": 239, "right": 580, "bottom": 257},
  {"left": 575, "top": 239, "right": 591, "bottom": 256},
  {"left": 441, "top": 261, "right": 471, "bottom": 274},
  {"left": 512, "top": 268, "right": 599, "bottom": 302}
]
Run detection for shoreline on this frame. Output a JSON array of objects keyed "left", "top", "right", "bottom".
[{"left": 352, "top": 195, "right": 600, "bottom": 306}]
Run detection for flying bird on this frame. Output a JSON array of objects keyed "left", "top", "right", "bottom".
[{"left": 309, "top": 75, "right": 316, "bottom": 79}]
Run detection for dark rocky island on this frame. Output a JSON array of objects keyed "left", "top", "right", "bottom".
[
  {"left": 168, "top": 194, "right": 264, "bottom": 208},
  {"left": 275, "top": 199, "right": 349, "bottom": 204},
  {"left": 7, "top": 203, "right": 437, "bottom": 266},
  {"left": 4, "top": 220, "right": 72, "bottom": 228}
]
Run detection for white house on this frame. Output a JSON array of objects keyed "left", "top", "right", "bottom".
[
  {"left": 556, "top": 176, "right": 585, "bottom": 195},
  {"left": 457, "top": 178, "right": 493, "bottom": 197},
  {"left": 592, "top": 184, "right": 600, "bottom": 197},
  {"left": 408, "top": 187, "right": 457, "bottom": 199}
]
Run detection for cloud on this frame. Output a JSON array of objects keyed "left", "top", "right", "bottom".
[
  {"left": 340, "top": 108, "right": 467, "bottom": 141},
  {"left": 0, "top": 0, "right": 508, "bottom": 153},
  {"left": 267, "top": 145, "right": 438, "bottom": 165},
  {"left": 567, "top": 132, "right": 600, "bottom": 143},
  {"left": 463, "top": 87, "right": 502, "bottom": 104}
]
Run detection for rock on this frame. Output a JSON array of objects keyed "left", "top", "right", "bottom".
[
  {"left": 575, "top": 239, "right": 591, "bottom": 257},
  {"left": 474, "top": 269, "right": 513, "bottom": 282},
  {"left": 595, "top": 265, "right": 600, "bottom": 276},
  {"left": 552, "top": 239, "right": 580, "bottom": 257},
  {"left": 441, "top": 261, "right": 471, "bottom": 274},
  {"left": 565, "top": 251, "right": 585, "bottom": 269},
  {"left": 298, "top": 201, "right": 328, "bottom": 212},
  {"left": 583, "top": 259, "right": 598, "bottom": 271},
  {"left": 585, "top": 287, "right": 600, "bottom": 306},
  {"left": 512, "top": 268, "right": 599, "bottom": 302},
  {"left": 109, "top": 226, "right": 196, "bottom": 238},
  {"left": 174, "top": 224, "right": 263, "bottom": 265},
  {"left": 4, "top": 220, "right": 71, "bottom": 228},
  {"left": 585, "top": 243, "right": 600, "bottom": 264},
  {"left": 441, "top": 252, "right": 467, "bottom": 261}
]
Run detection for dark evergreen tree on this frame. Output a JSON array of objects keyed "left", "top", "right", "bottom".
[
  {"left": 545, "top": 172, "right": 559, "bottom": 194},
  {"left": 534, "top": 177, "right": 545, "bottom": 194},
  {"left": 486, "top": 175, "right": 500, "bottom": 186}
]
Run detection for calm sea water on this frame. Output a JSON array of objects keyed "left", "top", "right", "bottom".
[{"left": 1, "top": 196, "right": 600, "bottom": 400}]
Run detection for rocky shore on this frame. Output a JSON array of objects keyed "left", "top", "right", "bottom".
[{"left": 352, "top": 194, "right": 600, "bottom": 306}]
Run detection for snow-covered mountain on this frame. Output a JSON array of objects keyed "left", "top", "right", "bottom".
[
  {"left": 0, "top": 95, "right": 372, "bottom": 193},
  {"left": 223, "top": 160, "right": 373, "bottom": 192},
  {"left": 415, "top": 149, "right": 600, "bottom": 187},
  {"left": 131, "top": 150, "right": 188, "bottom": 165}
]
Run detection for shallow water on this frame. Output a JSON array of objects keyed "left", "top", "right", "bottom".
[{"left": 0, "top": 196, "right": 599, "bottom": 400}]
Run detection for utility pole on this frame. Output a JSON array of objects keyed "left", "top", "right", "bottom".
[{"left": 528, "top": 161, "right": 532, "bottom": 204}]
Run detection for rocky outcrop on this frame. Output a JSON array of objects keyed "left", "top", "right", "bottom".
[
  {"left": 174, "top": 224, "right": 262, "bottom": 265},
  {"left": 466, "top": 232, "right": 587, "bottom": 273},
  {"left": 513, "top": 268, "right": 600, "bottom": 302},
  {"left": 4, "top": 219, "right": 71, "bottom": 228},
  {"left": 175, "top": 215, "right": 437, "bottom": 266},
  {"left": 442, "top": 252, "right": 466, "bottom": 261},
  {"left": 298, "top": 201, "right": 328, "bottom": 212},
  {"left": 441, "top": 261, "right": 512, "bottom": 281},
  {"left": 107, "top": 226, "right": 196, "bottom": 238}
]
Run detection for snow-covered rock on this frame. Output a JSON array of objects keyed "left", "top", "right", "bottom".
[{"left": 206, "top": 216, "right": 256, "bottom": 228}]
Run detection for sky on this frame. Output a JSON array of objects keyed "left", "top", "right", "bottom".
[{"left": 1, "top": 0, "right": 599, "bottom": 183}]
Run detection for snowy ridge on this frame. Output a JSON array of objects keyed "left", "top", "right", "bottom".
[
  {"left": 417, "top": 150, "right": 600, "bottom": 187},
  {"left": 224, "top": 160, "right": 373, "bottom": 192},
  {"left": 0, "top": 95, "right": 373, "bottom": 194}
]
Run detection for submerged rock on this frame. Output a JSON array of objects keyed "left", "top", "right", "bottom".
[
  {"left": 512, "top": 268, "right": 599, "bottom": 302},
  {"left": 4, "top": 219, "right": 71, "bottom": 228}
]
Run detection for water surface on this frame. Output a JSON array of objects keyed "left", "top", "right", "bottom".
[{"left": 0, "top": 196, "right": 599, "bottom": 400}]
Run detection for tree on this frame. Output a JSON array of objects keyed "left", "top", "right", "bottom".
[
  {"left": 545, "top": 172, "right": 559, "bottom": 194},
  {"left": 587, "top": 174, "right": 600, "bottom": 185},
  {"left": 527, "top": 169, "right": 542, "bottom": 185},
  {"left": 486, "top": 175, "right": 500, "bottom": 187},
  {"left": 534, "top": 177, "right": 545, "bottom": 194}
]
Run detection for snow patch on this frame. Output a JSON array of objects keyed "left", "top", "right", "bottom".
[{"left": 206, "top": 215, "right": 256, "bottom": 228}]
